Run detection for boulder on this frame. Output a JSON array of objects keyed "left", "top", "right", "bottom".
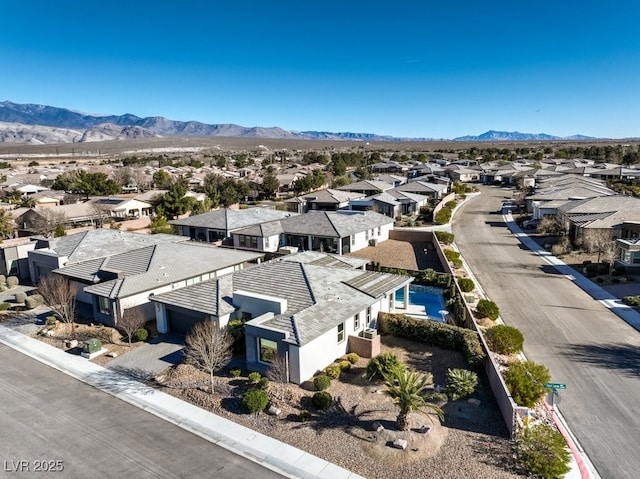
[
  {"left": 267, "top": 405, "right": 281, "bottom": 416},
  {"left": 391, "top": 439, "right": 408, "bottom": 450},
  {"left": 372, "top": 421, "right": 384, "bottom": 432},
  {"left": 418, "top": 425, "right": 431, "bottom": 434}
]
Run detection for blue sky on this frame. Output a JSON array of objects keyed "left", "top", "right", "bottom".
[{"left": 2, "top": 1, "right": 640, "bottom": 139}]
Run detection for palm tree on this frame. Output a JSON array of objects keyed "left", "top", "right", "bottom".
[{"left": 384, "top": 369, "right": 443, "bottom": 431}]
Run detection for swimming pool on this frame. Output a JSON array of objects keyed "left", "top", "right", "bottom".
[{"left": 395, "top": 285, "right": 447, "bottom": 322}]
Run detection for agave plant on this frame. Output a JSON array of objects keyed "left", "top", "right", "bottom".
[
  {"left": 384, "top": 369, "right": 443, "bottom": 431},
  {"left": 445, "top": 368, "right": 478, "bottom": 400}
]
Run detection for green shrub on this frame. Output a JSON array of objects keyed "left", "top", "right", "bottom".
[
  {"left": 135, "top": 328, "right": 148, "bottom": 341},
  {"left": 298, "top": 409, "right": 311, "bottom": 422},
  {"left": 229, "top": 367, "right": 242, "bottom": 378},
  {"left": 45, "top": 316, "right": 57, "bottom": 326},
  {"left": 312, "top": 391, "right": 332, "bottom": 410},
  {"left": 324, "top": 364, "right": 341, "bottom": 380},
  {"left": 258, "top": 377, "right": 269, "bottom": 389},
  {"left": 338, "top": 360, "right": 351, "bottom": 371},
  {"left": 485, "top": 324, "right": 524, "bottom": 355},
  {"left": 25, "top": 295, "right": 42, "bottom": 310},
  {"left": 622, "top": 295, "right": 640, "bottom": 307},
  {"left": 475, "top": 299, "right": 500, "bottom": 320},
  {"left": 457, "top": 278, "right": 475, "bottom": 293},
  {"left": 366, "top": 352, "right": 405, "bottom": 381},
  {"left": 346, "top": 352, "right": 360, "bottom": 364},
  {"left": 379, "top": 313, "right": 485, "bottom": 370},
  {"left": 425, "top": 391, "right": 448, "bottom": 405},
  {"left": 6, "top": 276, "right": 18, "bottom": 288},
  {"left": 434, "top": 231, "right": 454, "bottom": 245},
  {"left": 248, "top": 371, "right": 261, "bottom": 383},
  {"left": 444, "top": 249, "right": 460, "bottom": 261},
  {"left": 517, "top": 424, "right": 571, "bottom": 479},
  {"left": 504, "top": 360, "right": 551, "bottom": 408},
  {"left": 242, "top": 388, "right": 269, "bottom": 413},
  {"left": 434, "top": 208, "right": 452, "bottom": 225},
  {"left": 445, "top": 200, "right": 458, "bottom": 209},
  {"left": 584, "top": 263, "right": 598, "bottom": 274},
  {"left": 445, "top": 368, "right": 478, "bottom": 400},
  {"left": 0, "top": 302, "right": 10, "bottom": 311},
  {"left": 313, "top": 374, "right": 331, "bottom": 391},
  {"left": 227, "top": 318, "right": 247, "bottom": 353}
]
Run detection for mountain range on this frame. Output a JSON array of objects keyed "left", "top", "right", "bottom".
[{"left": 0, "top": 100, "right": 596, "bottom": 145}]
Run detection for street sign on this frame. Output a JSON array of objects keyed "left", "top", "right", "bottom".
[{"left": 543, "top": 382, "right": 567, "bottom": 390}]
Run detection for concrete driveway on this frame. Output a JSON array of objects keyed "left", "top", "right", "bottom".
[{"left": 105, "top": 333, "right": 185, "bottom": 379}]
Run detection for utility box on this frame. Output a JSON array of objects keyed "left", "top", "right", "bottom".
[{"left": 83, "top": 338, "right": 102, "bottom": 354}]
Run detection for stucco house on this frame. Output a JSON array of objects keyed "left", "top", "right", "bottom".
[
  {"left": 230, "top": 210, "right": 393, "bottom": 255},
  {"left": 171, "top": 207, "right": 296, "bottom": 243},
  {"left": 284, "top": 188, "right": 365, "bottom": 214},
  {"left": 53, "top": 241, "right": 263, "bottom": 327},
  {"left": 150, "top": 252, "right": 413, "bottom": 383}
]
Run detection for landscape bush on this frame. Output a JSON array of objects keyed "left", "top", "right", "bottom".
[
  {"left": 14, "top": 292, "right": 27, "bottom": 303},
  {"left": 313, "top": 374, "right": 331, "bottom": 391},
  {"left": 298, "top": 409, "right": 311, "bottom": 422},
  {"left": 457, "top": 278, "right": 475, "bottom": 293},
  {"left": 338, "top": 360, "right": 351, "bottom": 371},
  {"left": 229, "top": 367, "right": 242, "bottom": 378},
  {"left": 443, "top": 248, "right": 463, "bottom": 268},
  {"left": 258, "top": 377, "right": 269, "bottom": 390},
  {"left": 346, "top": 352, "right": 360, "bottom": 364},
  {"left": 485, "top": 324, "right": 524, "bottom": 355},
  {"left": 444, "top": 200, "right": 458, "bottom": 209},
  {"left": 135, "top": 328, "right": 148, "bottom": 341},
  {"left": 622, "top": 295, "right": 640, "bottom": 307},
  {"left": 248, "top": 371, "right": 261, "bottom": 383},
  {"left": 434, "top": 207, "right": 452, "bottom": 225},
  {"left": 475, "top": 299, "right": 500, "bottom": 320},
  {"left": 445, "top": 368, "right": 478, "bottom": 400},
  {"left": 365, "top": 352, "right": 406, "bottom": 381},
  {"left": 242, "top": 388, "right": 269, "bottom": 413},
  {"left": 504, "top": 360, "right": 551, "bottom": 408},
  {"left": 24, "top": 296, "right": 41, "bottom": 310},
  {"left": 324, "top": 364, "right": 341, "bottom": 380},
  {"left": 434, "top": 230, "right": 454, "bottom": 245},
  {"left": 6, "top": 276, "right": 18, "bottom": 288},
  {"left": 0, "top": 302, "right": 11, "bottom": 311},
  {"left": 517, "top": 424, "right": 571, "bottom": 479},
  {"left": 380, "top": 313, "right": 485, "bottom": 370},
  {"left": 227, "top": 318, "right": 247, "bottom": 353},
  {"left": 312, "top": 391, "right": 332, "bottom": 410}
]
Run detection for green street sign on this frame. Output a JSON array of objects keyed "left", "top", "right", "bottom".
[{"left": 543, "top": 382, "right": 567, "bottom": 390}]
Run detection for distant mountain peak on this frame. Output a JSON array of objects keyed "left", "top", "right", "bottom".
[{"left": 453, "top": 130, "right": 595, "bottom": 141}]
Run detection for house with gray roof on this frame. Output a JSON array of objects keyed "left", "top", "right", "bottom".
[
  {"left": 53, "top": 241, "right": 263, "bottom": 327},
  {"left": 230, "top": 210, "right": 393, "bottom": 255},
  {"left": 283, "top": 188, "right": 365, "bottom": 214},
  {"left": 150, "top": 252, "right": 413, "bottom": 383},
  {"left": 394, "top": 180, "right": 448, "bottom": 199},
  {"left": 27, "top": 229, "right": 187, "bottom": 284},
  {"left": 348, "top": 190, "right": 429, "bottom": 218},
  {"left": 171, "top": 207, "right": 296, "bottom": 243}
]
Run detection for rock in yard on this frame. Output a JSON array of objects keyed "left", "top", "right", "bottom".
[
  {"left": 418, "top": 425, "right": 431, "bottom": 434},
  {"left": 391, "top": 439, "right": 408, "bottom": 450},
  {"left": 372, "top": 421, "right": 384, "bottom": 432},
  {"left": 267, "top": 405, "right": 281, "bottom": 416},
  {"left": 467, "top": 398, "right": 481, "bottom": 407},
  {"left": 45, "top": 330, "right": 55, "bottom": 337},
  {"left": 106, "top": 351, "right": 118, "bottom": 358}
]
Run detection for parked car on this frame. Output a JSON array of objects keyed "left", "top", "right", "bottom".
[{"left": 522, "top": 218, "right": 540, "bottom": 229}]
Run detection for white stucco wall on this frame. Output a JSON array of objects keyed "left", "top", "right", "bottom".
[{"left": 349, "top": 221, "right": 393, "bottom": 253}]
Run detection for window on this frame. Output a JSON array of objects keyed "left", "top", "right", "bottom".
[
  {"left": 376, "top": 227, "right": 381, "bottom": 236},
  {"left": 353, "top": 313, "right": 360, "bottom": 331},
  {"left": 239, "top": 235, "right": 258, "bottom": 249},
  {"left": 98, "top": 296, "right": 110, "bottom": 315},
  {"left": 351, "top": 235, "right": 355, "bottom": 246},
  {"left": 337, "top": 322, "right": 345, "bottom": 343},
  {"left": 259, "top": 338, "right": 278, "bottom": 363},
  {"left": 366, "top": 306, "right": 371, "bottom": 324},
  {"left": 264, "top": 236, "right": 269, "bottom": 248}
]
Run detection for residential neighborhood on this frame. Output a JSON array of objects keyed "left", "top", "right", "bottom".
[{"left": 1, "top": 140, "right": 640, "bottom": 479}]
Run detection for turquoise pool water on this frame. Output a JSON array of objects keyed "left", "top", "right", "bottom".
[{"left": 395, "top": 285, "right": 447, "bottom": 321}]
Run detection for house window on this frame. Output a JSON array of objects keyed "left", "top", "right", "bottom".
[
  {"left": 366, "top": 306, "right": 371, "bottom": 324},
  {"left": 264, "top": 236, "right": 269, "bottom": 248},
  {"left": 351, "top": 235, "right": 355, "bottom": 246},
  {"left": 239, "top": 235, "right": 258, "bottom": 249},
  {"left": 337, "top": 322, "right": 345, "bottom": 343},
  {"left": 353, "top": 313, "right": 360, "bottom": 331},
  {"left": 98, "top": 296, "right": 110, "bottom": 315},
  {"left": 259, "top": 338, "right": 278, "bottom": 363},
  {"left": 376, "top": 227, "right": 381, "bottom": 236}
]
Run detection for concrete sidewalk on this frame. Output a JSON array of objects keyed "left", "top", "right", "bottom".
[{"left": 0, "top": 325, "right": 363, "bottom": 479}]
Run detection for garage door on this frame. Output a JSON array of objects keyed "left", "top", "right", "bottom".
[{"left": 167, "top": 309, "right": 206, "bottom": 335}]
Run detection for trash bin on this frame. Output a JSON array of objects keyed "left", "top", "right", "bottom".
[{"left": 83, "top": 338, "right": 102, "bottom": 354}]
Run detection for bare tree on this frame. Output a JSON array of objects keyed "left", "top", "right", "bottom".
[
  {"left": 90, "top": 200, "right": 113, "bottom": 228},
  {"left": 119, "top": 307, "right": 146, "bottom": 347},
  {"left": 583, "top": 229, "right": 618, "bottom": 266},
  {"left": 266, "top": 353, "right": 290, "bottom": 401},
  {"left": 30, "top": 209, "right": 67, "bottom": 237},
  {"left": 38, "top": 274, "right": 77, "bottom": 339},
  {"left": 184, "top": 321, "right": 233, "bottom": 394}
]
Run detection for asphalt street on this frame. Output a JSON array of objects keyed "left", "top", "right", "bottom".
[
  {"left": 0, "top": 343, "right": 283, "bottom": 479},
  {"left": 453, "top": 186, "right": 640, "bottom": 479}
]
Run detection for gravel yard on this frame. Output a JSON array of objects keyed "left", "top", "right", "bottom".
[
  {"left": 348, "top": 239, "right": 443, "bottom": 272},
  {"left": 157, "top": 335, "right": 523, "bottom": 479}
]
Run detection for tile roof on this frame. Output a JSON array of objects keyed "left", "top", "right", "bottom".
[
  {"left": 170, "top": 207, "right": 296, "bottom": 230},
  {"left": 279, "top": 210, "right": 392, "bottom": 238}
]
